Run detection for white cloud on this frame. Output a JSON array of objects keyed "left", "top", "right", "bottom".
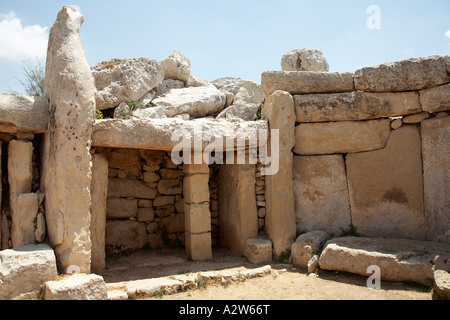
[
  {"left": 446, "top": 30, "right": 450, "bottom": 39},
  {"left": 0, "top": 12, "right": 48, "bottom": 60}
]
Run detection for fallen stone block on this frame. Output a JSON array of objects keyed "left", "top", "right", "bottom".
[
  {"left": 44, "top": 273, "right": 107, "bottom": 300},
  {"left": 319, "top": 237, "right": 450, "bottom": 286},
  {"left": 291, "top": 230, "right": 329, "bottom": 270},
  {"left": 354, "top": 55, "right": 450, "bottom": 92},
  {"left": 0, "top": 244, "right": 57, "bottom": 300},
  {"left": 243, "top": 238, "right": 273, "bottom": 264},
  {"left": 432, "top": 270, "right": 450, "bottom": 300}
]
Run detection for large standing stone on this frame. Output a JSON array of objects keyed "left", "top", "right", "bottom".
[
  {"left": 218, "top": 163, "right": 258, "bottom": 255},
  {"left": 420, "top": 83, "right": 450, "bottom": 113},
  {"left": 8, "top": 140, "right": 34, "bottom": 248},
  {"left": 44, "top": 273, "right": 107, "bottom": 300},
  {"left": 421, "top": 116, "right": 450, "bottom": 244},
  {"left": 11, "top": 193, "right": 38, "bottom": 248},
  {"left": 92, "top": 57, "right": 164, "bottom": 110},
  {"left": 152, "top": 86, "right": 226, "bottom": 119},
  {"left": 319, "top": 237, "right": 450, "bottom": 286},
  {"left": 90, "top": 154, "right": 108, "bottom": 273},
  {"left": 294, "top": 119, "right": 391, "bottom": 155},
  {"left": 41, "top": 6, "right": 96, "bottom": 274},
  {"left": 261, "top": 91, "right": 296, "bottom": 257},
  {"left": 354, "top": 55, "right": 450, "bottom": 92},
  {"left": 0, "top": 244, "right": 57, "bottom": 300},
  {"left": 294, "top": 91, "right": 422, "bottom": 123},
  {"left": 346, "top": 126, "right": 426, "bottom": 239},
  {"left": 261, "top": 71, "right": 355, "bottom": 95},
  {"left": 281, "top": 49, "right": 329, "bottom": 72},
  {"left": 293, "top": 155, "right": 351, "bottom": 234}
]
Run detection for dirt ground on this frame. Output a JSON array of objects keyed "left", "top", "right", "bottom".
[{"left": 101, "top": 248, "right": 432, "bottom": 300}]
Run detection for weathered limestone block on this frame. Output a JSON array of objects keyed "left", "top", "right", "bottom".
[
  {"left": 90, "top": 154, "right": 108, "bottom": 274},
  {"left": 0, "top": 94, "right": 49, "bottom": 133},
  {"left": 219, "top": 163, "right": 258, "bottom": 255},
  {"left": 185, "top": 232, "right": 212, "bottom": 261},
  {"left": 243, "top": 238, "right": 273, "bottom": 264},
  {"left": 158, "top": 213, "right": 184, "bottom": 234},
  {"left": 35, "top": 211, "right": 46, "bottom": 243},
  {"left": 92, "top": 118, "right": 268, "bottom": 152},
  {"left": 294, "top": 91, "right": 422, "bottom": 123},
  {"left": 184, "top": 204, "right": 210, "bottom": 234},
  {"left": 105, "top": 220, "right": 148, "bottom": 255},
  {"left": 11, "top": 193, "right": 38, "bottom": 248},
  {"left": 319, "top": 237, "right": 450, "bottom": 286},
  {"left": 262, "top": 91, "right": 296, "bottom": 257},
  {"left": 152, "top": 86, "right": 226, "bottom": 119},
  {"left": 354, "top": 55, "right": 450, "bottom": 92},
  {"left": 106, "top": 198, "right": 137, "bottom": 219},
  {"left": 420, "top": 83, "right": 450, "bottom": 113},
  {"left": 137, "top": 207, "right": 155, "bottom": 222},
  {"left": 402, "top": 112, "right": 430, "bottom": 124},
  {"left": 261, "top": 71, "right": 354, "bottom": 95},
  {"left": 99, "top": 148, "right": 142, "bottom": 176},
  {"left": 281, "top": 49, "right": 329, "bottom": 72},
  {"left": 294, "top": 119, "right": 391, "bottom": 155},
  {"left": 108, "top": 178, "right": 157, "bottom": 199},
  {"left": 291, "top": 230, "right": 329, "bottom": 270},
  {"left": 1, "top": 215, "right": 9, "bottom": 250},
  {"left": 433, "top": 270, "right": 450, "bottom": 300},
  {"left": 160, "top": 51, "right": 191, "bottom": 83},
  {"left": 183, "top": 175, "right": 209, "bottom": 204},
  {"left": 92, "top": 57, "right": 164, "bottom": 110},
  {"left": 293, "top": 155, "right": 351, "bottom": 234},
  {"left": 44, "top": 273, "right": 107, "bottom": 300},
  {"left": 346, "top": 126, "right": 425, "bottom": 239},
  {"left": 158, "top": 179, "right": 182, "bottom": 195},
  {"left": 42, "top": 6, "right": 97, "bottom": 273},
  {"left": 0, "top": 244, "right": 57, "bottom": 300},
  {"left": 421, "top": 116, "right": 450, "bottom": 243}
]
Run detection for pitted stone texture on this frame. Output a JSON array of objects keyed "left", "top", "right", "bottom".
[
  {"left": 11, "top": 193, "right": 38, "bottom": 248},
  {"left": 92, "top": 57, "right": 164, "bottom": 110},
  {"left": 281, "top": 49, "right": 329, "bottom": 72},
  {"left": 42, "top": 6, "right": 96, "bottom": 273},
  {"left": 44, "top": 273, "right": 107, "bottom": 300},
  {"left": 420, "top": 83, "right": 450, "bottom": 113},
  {"left": 354, "top": 55, "right": 450, "bottom": 92}
]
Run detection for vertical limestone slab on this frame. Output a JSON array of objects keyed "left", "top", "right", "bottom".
[
  {"left": 41, "top": 6, "right": 96, "bottom": 273},
  {"left": 346, "top": 126, "right": 426, "bottom": 239},
  {"left": 8, "top": 140, "right": 34, "bottom": 248},
  {"left": 183, "top": 162, "right": 212, "bottom": 261},
  {"left": 261, "top": 90, "right": 296, "bottom": 257},
  {"left": 218, "top": 163, "right": 258, "bottom": 255},
  {"left": 421, "top": 116, "right": 450, "bottom": 244},
  {"left": 293, "top": 155, "right": 351, "bottom": 234},
  {"left": 90, "top": 154, "right": 108, "bottom": 274}
]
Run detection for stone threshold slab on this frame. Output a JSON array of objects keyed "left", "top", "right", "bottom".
[{"left": 106, "top": 265, "right": 272, "bottom": 300}]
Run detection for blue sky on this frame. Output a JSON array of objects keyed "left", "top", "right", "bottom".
[{"left": 1, "top": 0, "right": 449, "bottom": 93}]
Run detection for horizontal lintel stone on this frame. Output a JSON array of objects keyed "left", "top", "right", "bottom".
[
  {"left": 261, "top": 71, "right": 355, "bottom": 95},
  {"left": 294, "top": 91, "right": 422, "bottom": 123}
]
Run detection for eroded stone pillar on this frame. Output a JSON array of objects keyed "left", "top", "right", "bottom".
[
  {"left": 183, "top": 160, "right": 212, "bottom": 260},
  {"left": 262, "top": 90, "right": 296, "bottom": 257},
  {"left": 41, "top": 6, "right": 96, "bottom": 273},
  {"left": 90, "top": 153, "right": 108, "bottom": 273},
  {"left": 8, "top": 140, "right": 36, "bottom": 248}
]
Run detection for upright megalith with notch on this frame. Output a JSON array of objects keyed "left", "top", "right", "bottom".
[{"left": 41, "top": 6, "right": 96, "bottom": 273}]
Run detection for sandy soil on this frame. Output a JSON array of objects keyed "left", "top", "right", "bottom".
[{"left": 101, "top": 248, "right": 432, "bottom": 301}]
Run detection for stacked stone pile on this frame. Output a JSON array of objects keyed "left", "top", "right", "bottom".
[
  {"left": 91, "top": 52, "right": 265, "bottom": 121},
  {"left": 262, "top": 53, "right": 450, "bottom": 244}
]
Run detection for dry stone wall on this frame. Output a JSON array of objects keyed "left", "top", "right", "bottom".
[{"left": 262, "top": 54, "right": 450, "bottom": 243}]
